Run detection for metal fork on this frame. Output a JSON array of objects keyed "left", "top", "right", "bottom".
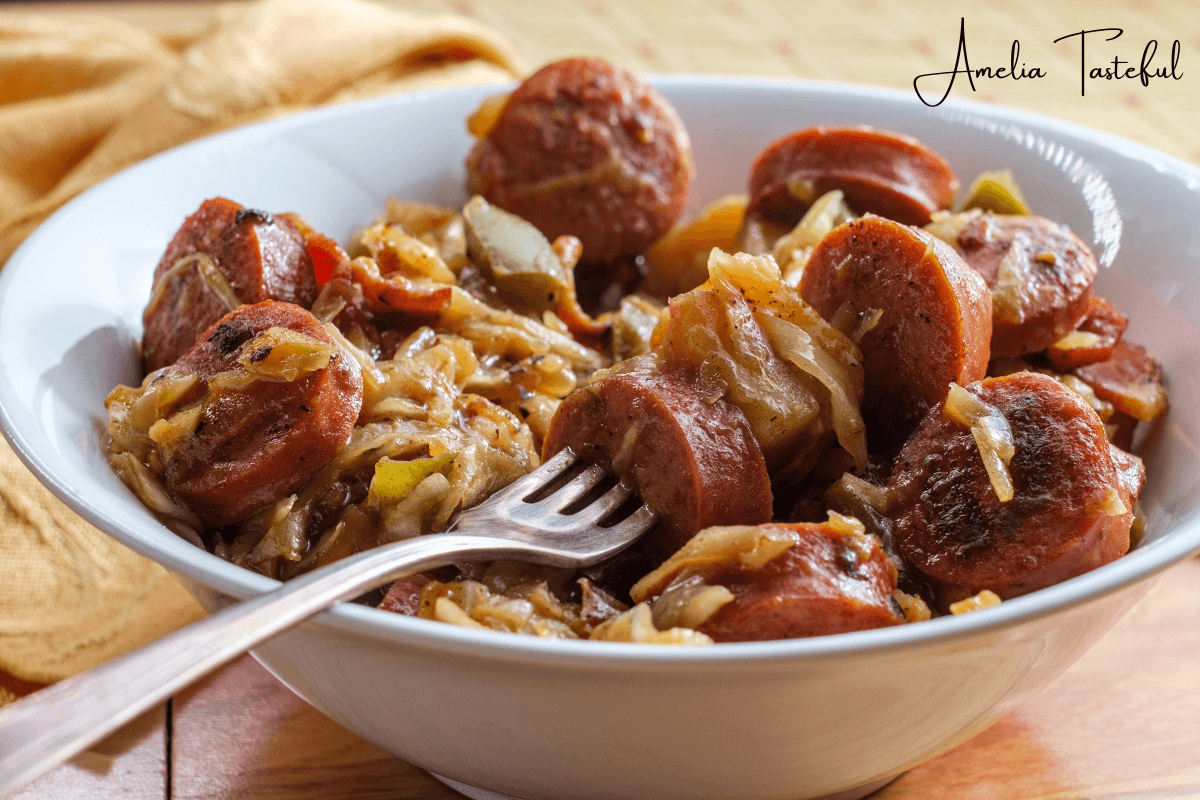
[{"left": 0, "top": 448, "right": 655, "bottom": 795}]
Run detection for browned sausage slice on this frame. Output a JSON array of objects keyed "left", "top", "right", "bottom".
[
  {"left": 953, "top": 213, "right": 1098, "bottom": 359},
  {"left": 747, "top": 126, "right": 958, "bottom": 228},
  {"left": 466, "top": 57, "right": 693, "bottom": 265},
  {"left": 888, "top": 371, "right": 1132, "bottom": 604},
  {"left": 1073, "top": 339, "right": 1169, "bottom": 422},
  {"left": 701, "top": 521, "right": 903, "bottom": 641},
  {"left": 800, "top": 215, "right": 992, "bottom": 454},
  {"left": 1044, "top": 295, "right": 1128, "bottom": 370},
  {"left": 161, "top": 300, "right": 363, "bottom": 527},
  {"left": 542, "top": 357, "right": 772, "bottom": 553},
  {"left": 630, "top": 520, "right": 904, "bottom": 642},
  {"left": 142, "top": 198, "right": 319, "bottom": 373}
]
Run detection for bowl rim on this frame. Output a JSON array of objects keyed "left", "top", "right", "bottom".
[{"left": 3, "top": 74, "right": 1199, "bottom": 669}]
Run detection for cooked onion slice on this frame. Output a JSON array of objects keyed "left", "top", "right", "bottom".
[
  {"left": 991, "top": 246, "right": 1037, "bottom": 324},
  {"left": 590, "top": 603, "right": 714, "bottom": 645},
  {"left": 760, "top": 314, "right": 868, "bottom": 473},
  {"left": 235, "top": 327, "right": 336, "bottom": 380},
  {"left": 771, "top": 189, "right": 854, "bottom": 280},
  {"left": 359, "top": 222, "right": 457, "bottom": 285},
  {"left": 650, "top": 575, "right": 735, "bottom": 630},
  {"left": 949, "top": 589, "right": 1002, "bottom": 615},
  {"left": 466, "top": 92, "right": 511, "bottom": 139},
  {"left": 714, "top": 252, "right": 867, "bottom": 471},
  {"left": 1052, "top": 330, "right": 1102, "bottom": 350},
  {"left": 630, "top": 524, "right": 802, "bottom": 604},
  {"left": 1088, "top": 485, "right": 1129, "bottom": 518},
  {"left": 894, "top": 590, "right": 933, "bottom": 622},
  {"left": 1056, "top": 373, "right": 1114, "bottom": 421},
  {"left": 944, "top": 382, "right": 1016, "bottom": 502},
  {"left": 924, "top": 208, "right": 981, "bottom": 247},
  {"left": 196, "top": 254, "right": 243, "bottom": 312},
  {"left": 370, "top": 453, "right": 456, "bottom": 505},
  {"left": 144, "top": 252, "right": 242, "bottom": 316}
]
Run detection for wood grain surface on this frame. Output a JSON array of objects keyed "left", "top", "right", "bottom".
[
  {"left": 10, "top": 557, "right": 1199, "bottom": 799},
  {"left": 14, "top": 0, "right": 1200, "bottom": 165},
  {"left": 5, "top": 1, "right": 1200, "bottom": 798},
  {"left": 171, "top": 659, "right": 460, "bottom": 800},
  {"left": 12, "top": 705, "right": 167, "bottom": 800}
]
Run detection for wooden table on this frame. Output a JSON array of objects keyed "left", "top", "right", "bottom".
[
  {"left": 8, "top": 556, "right": 1200, "bottom": 798},
  {"left": 5, "top": 1, "right": 1200, "bottom": 797}
]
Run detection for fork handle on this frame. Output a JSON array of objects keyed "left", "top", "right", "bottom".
[{"left": 0, "top": 533, "right": 561, "bottom": 796}]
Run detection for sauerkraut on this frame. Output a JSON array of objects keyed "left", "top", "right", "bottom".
[{"left": 106, "top": 125, "right": 1162, "bottom": 644}]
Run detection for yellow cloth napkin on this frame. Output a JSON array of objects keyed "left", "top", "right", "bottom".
[{"left": 0, "top": 0, "right": 521, "bottom": 692}]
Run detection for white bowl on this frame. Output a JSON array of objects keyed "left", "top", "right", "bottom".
[{"left": 2, "top": 78, "right": 1200, "bottom": 800}]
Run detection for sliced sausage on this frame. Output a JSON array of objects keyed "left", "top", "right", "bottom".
[
  {"left": 162, "top": 300, "right": 363, "bottom": 527},
  {"left": 142, "top": 198, "right": 319, "bottom": 374},
  {"left": 747, "top": 125, "right": 957, "bottom": 229},
  {"left": 630, "top": 521, "right": 904, "bottom": 642},
  {"left": 1074, "top": 339, "right": 1169, "bottom": 422},
  {"left": 542, "top": 357, "right": 772, "bottom": 553},
  {"left": 888, "top": 371, "right": 1132, "bottom": 604},
  {"left": 800, "top": 214, "right": 992, "bottom": 454},
  {"left": 465, "top": 57, "right": 693, "bottom": 265},
  {"left": 698, "top": 522, "right": 904, "bottom": 641},
  {"left": 953, "top": 213, "right": 1098, "bottom": 359},
  {"left": 1044, "top": 295, "right": 1128, "bottom": 370}
]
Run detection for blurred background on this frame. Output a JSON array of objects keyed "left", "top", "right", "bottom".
[
  {"left": 1, "top": 1, "right": 1197, "bottom": 797},
  {"left": 9, "top": 0, "right": 1200, "bottom": 164}
]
